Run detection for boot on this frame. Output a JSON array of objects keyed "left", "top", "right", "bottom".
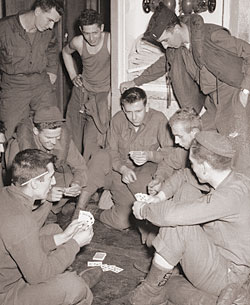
[
  {"left": 79, "top": 267, "right": 103, "bottom": 289},
  {"left": 129, "top": 263, "right": 172, "bottom": 305},
  {"left": 72, "top": 190, "right": 92, "bottom": 220}
]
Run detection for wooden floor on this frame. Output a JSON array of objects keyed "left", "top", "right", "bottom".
[{"left": 58, "top": 212, "right": 154, "bottom": 305}]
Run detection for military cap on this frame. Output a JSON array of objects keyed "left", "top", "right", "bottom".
[
  {"left": 34, "top": 106, "right": 65, "bottom": 124},
  {"left": 195, "top": 131, "right": 235, "bottom": 158},
  {"left": 144, "top": 2, "right": 179, "bottom": 41}
]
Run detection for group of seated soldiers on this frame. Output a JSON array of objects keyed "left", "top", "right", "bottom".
[{"left": 0, "top": 86, "right": 250, "bottom": 305}]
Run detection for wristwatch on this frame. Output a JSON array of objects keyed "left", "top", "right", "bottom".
[{"left": 242, "top": 89, "right": 250, "bottom": 95}]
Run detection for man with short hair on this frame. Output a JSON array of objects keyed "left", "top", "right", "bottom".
[
  {"left": 0, "top": 149, "right": 102, "bottom": 305},
  {"left": 0, "top": 0, "right": 64, "bottom": 140},
  {"left": 120, "top": 2, "right": 250, "bottom": 177},
  {"left": 72, "top": 87, "right": 173, "bottom": 230},
  {"left": 148, "top": 107, "right": 201, "bottom": 196},
  {"left": 6, "top": 106, "right": 88, "bottom": 221},
  {"left": 130, "top": 131, "right": 250, "bottom": 305},
  {"left": 63, "top": 9, "right": 110, "bottom": 160}
]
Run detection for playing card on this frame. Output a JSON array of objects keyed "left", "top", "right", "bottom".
[
  {"left": 101, "top": 264, "right": 109, "bottom": 272},
  {"left": 93, "top": 252, "right": 106, "bottom": 261},
  {"left": 129, "top": 151, "right": 143, "bottom": 157},
  {"left": 113, "top": 266, "right": 124, "bottom": 273},
  {"left": 135, "top": 193, "right": 149, "bottom": 202},
  {"left": 78, "top": 210, "right": 95, "bottom": 225},
  {"left": 108, "top": 265, "right": 116, "bottom": 271},
  {"left": 87, "top": 261, "right": 102, "bottom": 267}
]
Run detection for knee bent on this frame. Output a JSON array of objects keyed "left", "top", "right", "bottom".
[{"left": 61, "top": 272, "right": 93, "bottom": 305}]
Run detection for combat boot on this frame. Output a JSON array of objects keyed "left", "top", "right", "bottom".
[{"left": 129, "top": 263, "right": 172, "bottom": 305}]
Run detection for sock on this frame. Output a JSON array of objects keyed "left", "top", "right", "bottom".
[{"left": 153, "top": 252, "right": 174, "bottom": 271}]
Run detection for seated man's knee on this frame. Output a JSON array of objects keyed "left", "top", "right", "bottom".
[{"left": 60, "top": 272, "right": 93, "bottom": 305}]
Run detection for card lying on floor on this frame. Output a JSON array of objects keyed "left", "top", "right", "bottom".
[
  {"left": 93, "top": 252, "right": 107, "bottom": 261},
  {"left": 135, "top": 193, "right": 149, "bottom": 202},
  {"left": 87, "top": 261, "right": 103, "bottom": 267},
  {"left": 78, "top": 210, "right": 95, "bottom": 226}
]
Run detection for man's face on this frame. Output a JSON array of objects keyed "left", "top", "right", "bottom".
[
  {"left": 34, "top": 162, "right": 56, "bottom": 202},
  {"left": 35, "top": 127, "right": 61, "bottom": 151},
  {"left": 80, "top": 23, "right": 104, "bottom": 46},
  {"left": 157, "top": 27, "right": 183, "bottom": 49},
  {"left": 0, "top": 132, "right": 6, "bottom": 153},
  {"left": 122, "top": 100, "right": 147, "bottom": 127},
  {"left": 189, "top": 152, "right": 207, "bottom": 184},
  {"left": 34, "top": 7, "right": 61, "bottom": 31},
  {"left": 171, "top": 122, "right": 196, "bottom": 150}
]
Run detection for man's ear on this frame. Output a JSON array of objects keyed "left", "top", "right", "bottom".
[
  {"left": 203, "top": 161, "right": 212, "bottom": 175},
  {"left": 191, "top": 127, "right": 200, "bottom": 138},
  {"left": 100, "top": 24, "right": 104, "bottom": 32},
  {"left": 30, "top": 178, "right": 38, "bottom": 190},
  {"left": 34, "top": 7, "right": 41, "bottom": 16},
  {"left": 145, "top": 104, "right": 149, "bottom": 112},
  {"left": 33, "top": 127, "right": 39, "bottom": 136}
]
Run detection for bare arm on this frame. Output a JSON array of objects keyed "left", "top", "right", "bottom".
[{"left": 62, "top": 36, "right": 83, "bottom": 82}]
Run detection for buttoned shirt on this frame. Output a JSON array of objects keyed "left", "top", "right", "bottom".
[
  {"left": 107, "top": 108, "right": 173, "bottom": 173},
  {"left": 0, "top": 12, "right": 58, "bottom": 75}
]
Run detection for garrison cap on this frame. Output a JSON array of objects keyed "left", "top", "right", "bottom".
[
  {"left": 34, "top": 106, "right": 65, "bottom": 124},
  {"left": 144, "top": 2, "right": 179, "bottom": 41},
  {"left": 195, "top": 131, "right": 235, "bottom": 158}
]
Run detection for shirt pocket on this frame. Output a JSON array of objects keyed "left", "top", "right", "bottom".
[
  {"left": 137, "top": 135, "right": 159, "bottom": 151},
  {"left": 11, "top": 46, "right": 27, "bottom": 65},
  {"left": 0, "top": 43, "right": 12, "bottom": 65}
]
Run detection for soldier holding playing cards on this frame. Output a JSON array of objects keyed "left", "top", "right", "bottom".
[
  {"left": 130, "top": 131, "right": 250, "bottom": 305},
  {"left": 72, "top": 87, "right": 173, "bottom": 230},
  {"left": 0, "top": 149, "right": 102, "bottom": 305},
  {"left": 5, "top": 106, "right": 88, "bottom": 223}
]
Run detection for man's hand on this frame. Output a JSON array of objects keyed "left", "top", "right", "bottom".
[
  {"left": 54, "top": 219, "right": 89, "bottom": 246},
  {"left": 72, "top": 74, "right": 83, "bottom": 87},
  {"left": 132, "top": 201, "right": 146, "bottom": 220},
  {"left": 47, "top": 186, "right": 64, "bottom": 202},
  {"left": 148, "top": 177, "right": 163, "bottom": 195},
  {"left": 63, "top": 183, "right": 82, "bottom": 197},
  {"left": 72, "top": 226, "right": 94, "bottom": 248},
  {"left": 120, "top": 166, "right": 137, "bottom": 184},
  {"left": 239, "top": 90, "right": 249, "bottom": 108},
  {"left": 147, "top": 191, "right": 167, "bottom": 203},
  {"left": 129, "top": 151, "right": 152, "bottom": 166},
  {"left": 146, "top": 195, "right": 161, "bottom": 204},
  {"left": 47, "top": 72, "right": 57, "bottom": 84},
  {"left": 120, "top": 80, "right": 136, "bottom": 93}
]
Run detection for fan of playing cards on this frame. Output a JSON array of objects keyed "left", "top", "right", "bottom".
[
  {"left": 135, "top": 192, "right": 150, "bottom": 203},
  {"left": 78, "top": 210, "right": 95, "bottom": 229}
]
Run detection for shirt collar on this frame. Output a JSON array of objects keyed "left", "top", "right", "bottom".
[{"left": 8, "top": 184, "right": 35, "bottom": 211}]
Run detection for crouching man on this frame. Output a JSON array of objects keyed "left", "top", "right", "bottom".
[
  {"left": 73, "top": 87, "right": 173, "bottom": 230},
  {"left": 0, "top": 149, "right": 102, "bottom": 305},
  {"left": 5, "top": 106, "right": 88, "bottom": 221},
  {"left": 131, "top": 131, "right": 250, "bottom": 305}
]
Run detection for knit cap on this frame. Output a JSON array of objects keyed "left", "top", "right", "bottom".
[
  {"left": 195, "top": 131, "right": 235, "bottom": 158},
  {"left": 144, "top": 2, "right": 179, "bottom": 41},
  {"left": 34, "top": 106, "right": 65, "bottom": 123}
]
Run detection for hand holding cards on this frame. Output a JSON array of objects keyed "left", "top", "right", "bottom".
[
  {"left": 63, "top": 185, "right": 81, "bottom": 197},
  {"left": 129, "top": 151, "right": 148, "bottom": 166},
  {"left": 78, "top": 210, "right": 95, "bottom": 230},
  {"left": 135, "top": 192, "right": 150, "bottom": 203}
]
